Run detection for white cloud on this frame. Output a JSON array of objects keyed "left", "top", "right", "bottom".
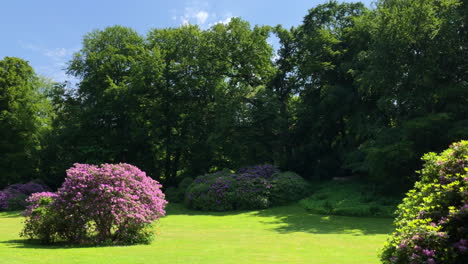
[
  {"left": 44, "top": 48, "right": 74, "bottom": 59},
  {"left": 18, "top": 41, "right": 78, "bottom": 83},
  {"left": 173, "top": 1, "right": 225, "bottom": 27},
  {"left": 176, "top": 7, "right": 233, "bottom": 28},
  {"left": 178, "top": 7, "right": 211, "bottom": 26},
  {"left": 208, "top": 14, "right": 233, "bottom": 27},
  {"left": 195, "top": 11, "right": 209, "bottom": 24}
]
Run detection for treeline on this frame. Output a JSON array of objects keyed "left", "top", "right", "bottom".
[{"left": 1, "top": 0, "right": 466, "bottom": 193}]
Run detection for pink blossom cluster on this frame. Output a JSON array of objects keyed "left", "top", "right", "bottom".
[
  {"left": 57, "top": 163, "right": 167, "bottom": 227},
  {"left": 21, "top": 163, "right": 167, "bottom": 244},
  {"left": 23, "top": 192, "right": 57, "bottom": 216}
]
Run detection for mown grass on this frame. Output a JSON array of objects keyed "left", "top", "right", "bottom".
[{"left": 0, "top": 203, "right": 393, "bottom": 264}]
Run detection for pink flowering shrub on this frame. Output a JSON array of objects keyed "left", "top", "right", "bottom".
[
  {"left": 381, "top": 141, "right": 468, "bottom": 264},
  {"left": 21, "top": 163, "right": 167, "bottom": 245}
]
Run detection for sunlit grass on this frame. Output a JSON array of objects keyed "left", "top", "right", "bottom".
[{"left": 0, "top": 203, "right": 392, "bottom": 264}]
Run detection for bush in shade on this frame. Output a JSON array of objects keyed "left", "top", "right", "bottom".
[
  {"left": 185, "top": 165, "right": 310, "bottom": 211},
  {"left": 237, "top": 164, "right": 279, "bottom": 178},
  {"left": 0, "top": 182, "right": 51, "bottom": 211},
  {"left": 165, "top": 177, "right": 194, "bottom": 203},
  {"left": 270, "top": 172, "right": 312, "bottom": 205}
]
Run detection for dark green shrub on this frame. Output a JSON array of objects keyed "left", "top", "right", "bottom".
[
  {"left": 381, "top": 140, "right": 468, "bottom": 264},
  {"left": 299, "top": 181, "right": 400, "bottom": 217},
  {"left": 185, "top": 166, "right": 311, "bottom": 211},
  {"left": 164, "top": 187, "right": 179, "bottom": 202},
  {"left": 165, "top": 177, "right": 194, "bottom": 203},
  {"left": 270, "top": 172, "right": 312, "bottom": 205}
]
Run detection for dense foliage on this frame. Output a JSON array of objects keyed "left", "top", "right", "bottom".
[
  {"left": 0, "top": 57, "right": 53, "bottom": 189},
  {"left": 300, "top": 181, "right": 400, "bottom": 217},
  {"left": 0, "top": 182, "right": 51, "bottom": 211},
  {"left": 164, "top": 177, "right": 193, "bottom": 203},
  {"left": 21, "top": 163, "right": 167, "bottom": 245},
  {"left": 185, "top": 165, "right": 311, "bottom": 211},
  {"left": 381, "top": 141, "right": 468, "bottom": 264},
  {"left": 0, "top": 0, "right": 466, "bottom": 194}
]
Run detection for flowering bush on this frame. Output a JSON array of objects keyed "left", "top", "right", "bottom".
[
  {"left": 21, "top": 192, "right": 61, "bottom": 243},
  {"left": 21, "top": 163, "right": 167, "bottom": 245},
  {"left": 237, "top": 164, "right": 279, "bottom": 178},
  {"left": 234, "top": 173, "right": 272, "bottom": 209},
  {"left": 185, "top": 165, "right": 310, "bottom": 211},
  {"left": 0, "top": 182, "right": 51, "bottom": 211},
  {"left": 185, "top": 170, "right": 238, "bottom": 211},
  {"left": 381, "top": 140, "right": 468, "bottom": 264}
]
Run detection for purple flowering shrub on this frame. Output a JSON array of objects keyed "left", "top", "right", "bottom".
[
  {"left": 234, "top": 173, "right": 272, "bottom": 209},
  {"left": 0, "top": 182, "right": 51, "bottom": 211},
  {"left": 20, "top": 163, "right": 167, "bottom": 245},
  {"left": 185, "top": 170, "right": 238, "bottom": 211},
  {"left": 185, "top": 165, "right": 310, "bottom": 211},
  {"left": 381, "top": 140, "right": 468, "bottom": 264},
  {"left": 237, "top": 164, "right": 279, "bottom": 178}
]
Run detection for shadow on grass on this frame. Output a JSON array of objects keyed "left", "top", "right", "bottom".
[
  {"left": 0, "top": 239, "right": 136, "bottom": 249},
  {"left": 1, "top": 239, "right": 73, "bottom": 249},
  {"left": 0, "top": 211, "right": 23, "bottom": 218},
  {"left": 167, "top": 202, "right": 395, "bottom": 236},
  {"left": 165, "top": 203, "right": 252, "bottom": 216},
  {"left": 251, "top": 204, "right": 395, "bottom": 235},
  {"left": 1, "top": 203, "right": 395, "bottom": 249}
]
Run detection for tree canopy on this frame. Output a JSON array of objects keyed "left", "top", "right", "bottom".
[{"left": 1, "top": 0, "right": 466, "bottom": 193}]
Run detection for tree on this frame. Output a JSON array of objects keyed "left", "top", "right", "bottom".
[
  {"left": 352, "top": 0, "right": 468, "bottom": 189},
  {"left": 0, "top": 57, "right": 50, "bottom": 188},
  {"left": 289, "top": 1, "right": 369, "bottom": 179}
]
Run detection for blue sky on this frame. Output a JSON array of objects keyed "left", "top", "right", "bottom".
[{"left": 0, "top": 0, "right": 373, "bottom": 82}]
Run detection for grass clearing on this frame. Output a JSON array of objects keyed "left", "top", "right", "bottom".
[{"left": 0, "top": 203, "right": 392, "bottom": 264}]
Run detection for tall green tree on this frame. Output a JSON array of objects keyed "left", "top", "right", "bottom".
[
  {"left": 352, "top": 0, "right": 468, "bottom": 189},
  {"left": 289, "top": 1, "right": 369, "bottom": 179},
  {"left": 48, "top": 20, "right": 275, "bottom": 186},
  {"left": 67, "top": 25, "right": 146, "bottom": 165},
  {"left": 143, "top": 19, "right": 275, "bottom": 182},
  {"left": 32, "top": 0, "right": 467, "bottom": 193},
  {"left": 0, "top": 57, "right": 51, "bottom": 188}
]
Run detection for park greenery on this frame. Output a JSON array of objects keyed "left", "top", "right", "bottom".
[
  {"left": 1, "top": 0, "right": 465, "bottom": 193},
  {"left": 20, "top": 163, "right": 167, "bottom": 245},
  {"left": 0, "top": 0, "right": 467, "bottom": 262},
  {"left": 299, "top": 181, "right": 399, "bottom": 217},
  {"left": 381, "top": 141, "right": 468, "bottom": 264},
  {"left": 184, "top": 165, "right": 311, "bottom": 211},
  {"left": 0, "top": 203, "right": 394, "bottom": 264}
]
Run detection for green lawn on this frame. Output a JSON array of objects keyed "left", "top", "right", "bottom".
[{"left": 0, "top": 203, "right": 393, "bottom": 264}]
